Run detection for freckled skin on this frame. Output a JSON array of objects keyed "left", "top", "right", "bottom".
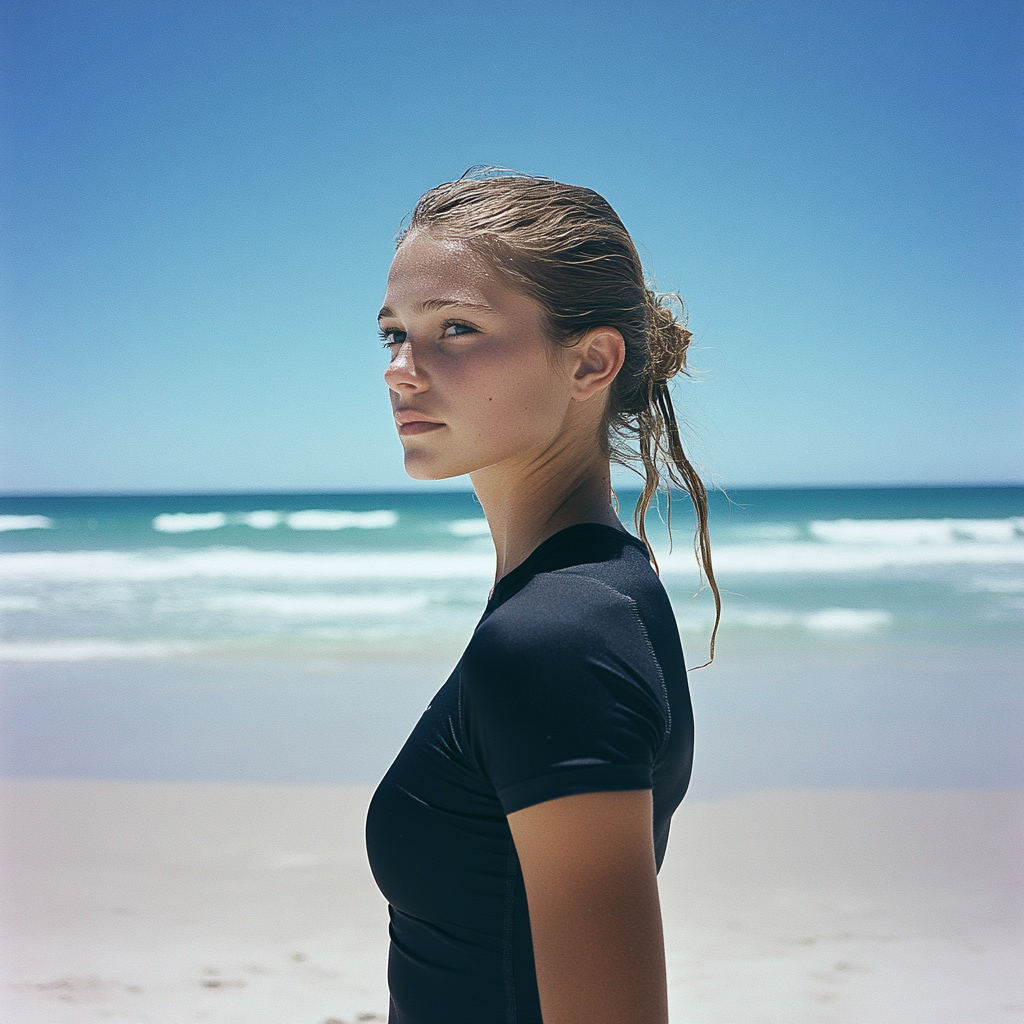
[{"left": 380, "top": 232, "right": 577, "bottom": 482}]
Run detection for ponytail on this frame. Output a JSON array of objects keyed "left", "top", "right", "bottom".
[{"left": 610, "top": 290, "right": 721, "bottom": 668}]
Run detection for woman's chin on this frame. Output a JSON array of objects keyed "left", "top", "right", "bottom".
[{"left": 403, "top": 451, "right": 464, "bottom": 482}]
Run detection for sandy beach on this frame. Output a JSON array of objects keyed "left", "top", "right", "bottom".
[{"left": 1, "top": 779, "right": 1020, "bottom": 1023}]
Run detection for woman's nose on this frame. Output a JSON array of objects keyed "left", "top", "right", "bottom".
[{"left": 384, "top": 340, "right": 427, "bottom": 392}]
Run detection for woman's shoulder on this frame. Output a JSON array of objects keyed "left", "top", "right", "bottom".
[
  {"left": 483, "top": 566, "right": 640, "bottom": 647},
  {"left": 464, "top": 560, "right": 671, "bottom": 696},
  {"left": 459, "top": 564, "right": 672, "bottom": 764}
]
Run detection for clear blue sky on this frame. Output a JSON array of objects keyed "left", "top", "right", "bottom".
[{"left": 1, "top": 0, "right": 1021, "bottom": 494}]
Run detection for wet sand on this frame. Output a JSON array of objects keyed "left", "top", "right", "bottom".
[{"left": 1, "top": 779, "right": 1021, "bottom": 1023}]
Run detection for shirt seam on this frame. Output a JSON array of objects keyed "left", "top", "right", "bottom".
[
  {"left": 557, "top": 570, "right": 673, "bottom": 759},
  {"left": 497, "top": 763, "right": 655, "bottom": 812}
]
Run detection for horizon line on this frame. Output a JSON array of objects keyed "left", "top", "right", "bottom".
[{"left": 1, "top": 480, "right": 1022, "bottom": 500}]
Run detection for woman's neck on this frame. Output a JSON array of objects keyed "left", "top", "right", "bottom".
[{"left": 470, "top": 439, "right": 623, "bottom": 585}]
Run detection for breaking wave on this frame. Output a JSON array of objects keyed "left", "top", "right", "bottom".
[
  {"left": 3, "top": 527, "right": 1024, "bottom": 585},
  {"left": 0, "top": 515, "right": 53, "bottom": 532},
  {"left": 153, "top": 512, "right": 228, "bottom": 533},
  {"left": 204, "top": 591, "right": 429, "bottom": 617},
  {"left": 0, "top": 548, "right": 494, "bottom": 581},
  {"left": 674, "top": 606, "right": 893, "bottom": 633},
  {"left": 809, "top": 518, "right": 1024, "bottom": 545},
  {"left": 449, "top": 518, "right": 491, "bottom": 537},
  {"left": 151, "top": 509, "right": 399, "bottom": 533},
  {"left": 0, "top": 640, "right": 197, "bottom": 661}
]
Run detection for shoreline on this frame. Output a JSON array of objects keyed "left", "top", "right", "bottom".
[{"left": 4, "top": 646, "right": 1021, "bottom": 797}]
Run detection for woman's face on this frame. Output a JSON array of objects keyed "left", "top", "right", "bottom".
[{"left": 379, "top": 231, "right": 577, "bottom": 481}]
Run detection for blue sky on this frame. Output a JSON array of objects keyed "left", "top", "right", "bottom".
[{"left": 1, "top": 0, "right": 1021, "bottom": 494}]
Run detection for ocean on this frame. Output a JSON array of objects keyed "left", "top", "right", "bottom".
[{"left": 1, "top": 486, "right": 1022, "bottom": 796}]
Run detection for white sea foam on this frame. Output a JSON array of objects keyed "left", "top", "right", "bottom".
[
  {"left": 660, "top": 539, "right": 1024, "bottom": 575},
  {"left": 449, "top": 518, "right": 491, "bottom": 537},
  {"left": 0, "top": 640, "right": 195, "bottom": 661},
  {"left": 285, "top": 509, "right": 398, "bottom": 530},
  {"left": 0, "top": 548, "right": 495, "bottom": 582},
  {"left": 205, "top": 591, "right": 429, "bottom": 617},
  {"left": 242, "top": 510, "right": 282, "bottom": 529},
  {"left": 674, "top": 606, "right": 893, "bottom": 633},
  {"left": 153, "top": 512, "right": 228, "bottom": 533},
  {"left": 151, "top": 509, "right": 401, "bottom": 532},
  {"left": 809, "top": 517, "right": 1024, "bottom": 545},
  {"left": 0, "top": 515, "right": 53, "bottom": 532},
  {"left": 3, "top": 536, "right": 1024, "bottom": 586},
  {"left": 802, "top": 608, "right": 893, "bottom": 631}
]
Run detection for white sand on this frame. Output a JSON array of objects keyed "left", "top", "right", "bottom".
[
  {"left": 1, "top": 780, "right": 1021, "bottom": 1024},
  {"left": 660, "top": 790, "right": 1023, "bottom": 1023}
]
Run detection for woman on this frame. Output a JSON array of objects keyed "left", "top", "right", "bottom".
[{"left": 365, "top": 171, "right": 720, "bottom": 1024}]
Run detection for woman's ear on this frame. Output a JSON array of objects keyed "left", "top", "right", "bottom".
[{"left": 570, "top": 327, "right": 626, "bottom": 402}]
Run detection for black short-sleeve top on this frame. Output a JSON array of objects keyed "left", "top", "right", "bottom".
[{"left": 365, "top": 524, "right": 694, "bottom": 1024}]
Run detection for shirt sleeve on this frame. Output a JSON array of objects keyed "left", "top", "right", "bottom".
[{"left": 459, "top": 572, "right": 670, "bottom": 816}]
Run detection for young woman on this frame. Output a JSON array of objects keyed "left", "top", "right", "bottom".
[{"left": 365, "top": 171, "right": 720, "bottom": 1024}]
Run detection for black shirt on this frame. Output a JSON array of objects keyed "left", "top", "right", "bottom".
[{"left": 365, "top": 524, "right": 694, "bottom": 1023}]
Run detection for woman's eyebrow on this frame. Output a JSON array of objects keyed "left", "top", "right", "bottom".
[
  {"left": 377, "top": 299, "right": 495, "bottom": 322},
  {"left": 421, "top": 298, "right": 494, "bottom": 314}
]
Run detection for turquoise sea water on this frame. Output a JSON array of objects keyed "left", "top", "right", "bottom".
[
  {"left": 2, "top": 486, "right": 1022, "bottom": 660},
  {"left": 1, "top": 486, "right": 1021, "bottom": 794}
]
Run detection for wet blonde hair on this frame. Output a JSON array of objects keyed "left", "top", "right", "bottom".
[{"left": 401, "top": 169, "right": 721, "bottom": 664}]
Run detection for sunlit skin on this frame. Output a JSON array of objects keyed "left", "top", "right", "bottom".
[
  {"left": 380, "top": 229, "right": 624, "bottom": 580},
  {"left": 381, "top": 234, "right": 578, "bottom": 482},
  {"left": 379, "top": 230, "right": 670, "bottom": 1024},
  {"left": 508, "top": 790, "right": 668, "bottom": 1024}
]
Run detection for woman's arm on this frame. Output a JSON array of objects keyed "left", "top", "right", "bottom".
[{"left": 506, "top": 789, "right": 668, "bottom": 1024}]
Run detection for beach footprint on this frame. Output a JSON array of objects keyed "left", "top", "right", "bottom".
[
  {"left": 26, "top": 976, "right": 144, "bottom": 1004},
  {"left": 199, "top": 967, "right": 245, "bottom": 990},
  {"left": 320, "top": 1015, "right": 386, "bottom": 1023}
]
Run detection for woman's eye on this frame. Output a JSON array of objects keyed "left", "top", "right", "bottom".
[
  {"left": 379, "top": 328, "right": 406, "bottom": 348},
  {"left": 442, "top": 323, "right": 476, "bottom": 338}
]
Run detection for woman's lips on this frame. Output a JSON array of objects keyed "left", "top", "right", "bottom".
[{"left": 398, "top": 420, "right": 444, "bottom": 436}]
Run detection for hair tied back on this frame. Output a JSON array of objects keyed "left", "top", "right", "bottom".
[{"left": 402, "top": 173, "right": 722, "bottom": 666}]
